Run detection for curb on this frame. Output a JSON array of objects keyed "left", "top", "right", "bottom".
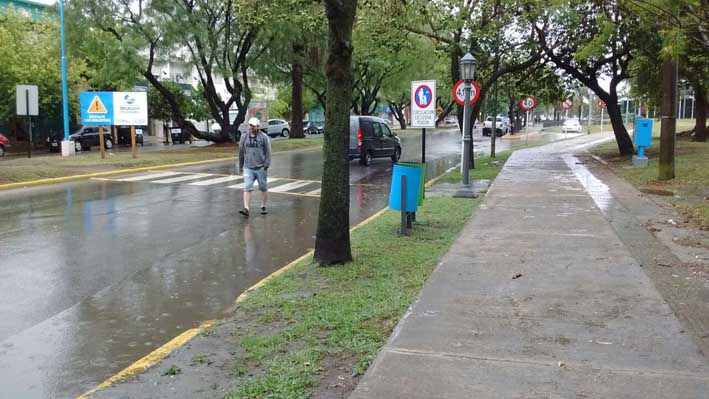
[{"left": 0, "top": 157, "right": 236, "bottom": 191}]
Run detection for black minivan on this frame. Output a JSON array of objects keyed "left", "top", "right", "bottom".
[{"left": 348, "top": 116, "right": 402, "bottom": 166}]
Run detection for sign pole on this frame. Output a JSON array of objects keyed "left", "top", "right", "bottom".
[
  {"left": 525, "top": 111, "right": 529, "bottom": 146},
  {"left": 98, "top": 125, "right": 106, "bottom": 159},
  {"left": 421, "top": 128, "right": 426, "bottom": 163},
  {"left": 565, "top": 109, "right": 568, "bottom": 139},
  {"left": 26, "top": 89, "right": 32, "bottom": 159},
  {"left": 131, "top": 125, "right": 137, "bottom": 159},
  {"left": 600, "top": 108, "right": 604, "bottom": 133}
]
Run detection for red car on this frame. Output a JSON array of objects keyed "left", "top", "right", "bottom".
[{"left": 0, "top": 133, "right": 9, "bottom": 157}]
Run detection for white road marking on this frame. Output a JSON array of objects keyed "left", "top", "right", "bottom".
[
  {"left": 188, "top": 175, "right": 243, "bottom": 186},
  {"left": 152, "top": 174, "right": 212, "bottom": 184},
  {"left": 117, "top": 172, "right": 182, "bottom": 182},
  {"left": 269, "top": 180, "right": 312, "bottom": 193},
  {"left": 228, "top": 178, "right": 281, "bottom": 190}
]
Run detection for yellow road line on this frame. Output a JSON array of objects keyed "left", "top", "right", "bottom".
[
  {"left": 76, "top": 320, "right": 215, "bottom": 399},
  {"left": 77, "top": 205, "right": 392, "bottom": 399},
  {"left": 0, "top": 157, "right": 236, "bottom": 191}
]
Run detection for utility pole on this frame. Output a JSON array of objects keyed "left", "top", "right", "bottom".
[{"left": 659, "top": 59, "right": 676, "bottom": 181}]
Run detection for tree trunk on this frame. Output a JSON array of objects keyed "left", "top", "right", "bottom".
[
  {"left": 390, "top": 101, "right": 407, "bottom": 129},
  {"left": 605, "top": 100, "right": 634, "bottom": 155},
  {"left": 693, "top": 82, "right": 707, "bottom": 142},
  {"left": 290, "top": 42, "right": 306, "bottom": 139},
  {"left": 314, "top": 0, "right": 357, "bottom": 266},
  {"left": 659, "top": 59, "right": 676, "bottom": 180}
]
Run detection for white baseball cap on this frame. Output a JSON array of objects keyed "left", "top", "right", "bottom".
[{"left": 248, "top": 117, "right": 261, "bottom": 127}]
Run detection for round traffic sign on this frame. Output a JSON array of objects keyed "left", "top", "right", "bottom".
[
  {"left": 597, "top": 100, "right": 606, "bottom": 108},
  {"left": 520, "top": 96, "right": 537, "bottom": 111},
  {"left": 453, "top": 80, "right": 480, "bottom": 106},
  {"left": 413, "top": 85, "right": 433, "bottom": 108},
  {"left": 561, "top": 98, "right": 573, "bottom": 110}
]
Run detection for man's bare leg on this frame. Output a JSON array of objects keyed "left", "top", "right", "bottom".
[
  {"left": 261, "top": 191, "right": 267, "bottom": 209},
  {"left": 243, "top": 191, "right": 251, "bottom": 211}
]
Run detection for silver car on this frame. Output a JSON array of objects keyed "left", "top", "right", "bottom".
[{"left": 261, "top": 119, "right": 290, "bottom": 138}]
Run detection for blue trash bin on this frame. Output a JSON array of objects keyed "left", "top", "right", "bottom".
[
  {"left": 634, "top": 118, "right": 653, "bottom": 157},
  {"left": 389, "top": 164, "right": 423, "bottom": 213}
]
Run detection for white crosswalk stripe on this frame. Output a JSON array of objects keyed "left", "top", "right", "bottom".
[
  {"left": 188, "top": 175, "right": 243, "bottom": 186},
  {"left": 152, "top": 174, "right": 212, "bottom": 184},
  {"left": 228, "top": 178, "right": 281, "bottom": 190},
  {"left": 269, "top": 180, "right": 312, "bottom": 193},
  {"left": 117, "top": 171, "right": 182, "bottom": 182},
  {"left": 107, "top": 171, "right": 322, "bottom": 197}
]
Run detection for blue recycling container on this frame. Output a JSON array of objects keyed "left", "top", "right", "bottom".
[
  {"left": 389, "top": 164, "right": 423, "bottom": 213},
  {"left": 634, "top": 118, "right": 653, "bottom": 147}
]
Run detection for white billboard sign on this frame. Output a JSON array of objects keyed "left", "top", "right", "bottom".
[{"left": 113, "top": 92, "right": 148, "bottom": 126}]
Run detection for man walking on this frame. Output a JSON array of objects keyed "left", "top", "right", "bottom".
[{"left": 239, "top": 117, "right": 272, "bottom": 217}]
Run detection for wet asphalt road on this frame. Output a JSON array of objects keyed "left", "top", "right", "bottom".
[{"left": 0, "top": 128, "right": 504, "bottom": 399}]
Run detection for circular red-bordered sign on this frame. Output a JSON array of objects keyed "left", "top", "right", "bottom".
[
  {"left": 597, "top": 100, "right": 606, "bottom": 108},
  {"left": 561, "top": 98, "right": 573, "bottom": 110},
  {"left": 413, "top": 84, "right": 434, "bottom": 108},
  {"left": 520, "top": 96, "right": 537, "bottom": 111},
  {"left": 453, "top": 80, "right": 481, "bottom": 106}
]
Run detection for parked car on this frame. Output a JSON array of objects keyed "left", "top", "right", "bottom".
[
  {"left": 261, "top": 119, "right": 290, "bottom": 138},
  {"left": 48, "top": 126, "right": 113, "bottom": 152},
  {"left": 0, "top": 133, "right": 9, "bottom": 156},
  {"left": 170, "top": 126, "right": 191, "bottom": 144},
  {"left": 562, "top": 119, "right": 583, "bottom": 133},
  {"left": 302, "top": 121, "right": 319, "bottom": 135},
  {"left": 482, "top": 116, "right": 510, "bottom": 137},
  {"left": 117, "top": 126, "right": 145, "bottom": 146},
  {"left": 315, "top": 122, "right": 324, "bottom": 134},
  {"left": 348, "top": 116, "right": 402, "bottom": 166}
]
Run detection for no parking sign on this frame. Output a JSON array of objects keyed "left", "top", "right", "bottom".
[{"left": 411, "top": 80, "right": 436, "bottom": 128}]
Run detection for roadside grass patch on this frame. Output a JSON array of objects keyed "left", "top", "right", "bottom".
[
  {"left": 592, "top": 137, "right": 709, "bottom": 228},
  {"left": 224, "top": 197, "right": 479, "bottom": 399},
  {"left": 161, "top": 365, "right": 182, "bottom": 376},
  {"left": 436, "top": 152, "right": 512, "bottom": 184}
]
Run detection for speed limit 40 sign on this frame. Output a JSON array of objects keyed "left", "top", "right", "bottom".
[
  {"left": 453, "top": 80, "right": 480, "bottom": 106},
  {"left": 520, "top": 96, "right": 537, "bottom": 111}
]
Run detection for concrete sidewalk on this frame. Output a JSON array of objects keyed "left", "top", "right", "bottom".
[{"left": 351, "top": 137, "right": 709, "bottom": 398}]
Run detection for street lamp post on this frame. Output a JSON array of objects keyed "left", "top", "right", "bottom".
[{"left": 460, "top": 53, "right": 476, "bottom": 186}]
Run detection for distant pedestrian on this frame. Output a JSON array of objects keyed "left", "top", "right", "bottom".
[{"left": 238, "top": 117, "right": 271, "bottom": 217}]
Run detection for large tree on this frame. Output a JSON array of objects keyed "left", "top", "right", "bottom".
[
  {"left": 0, "top": 9, "right": 87, "bottom": 137},
  {"left": 625, "top": 0, "right": 709, "bottom": 142},
  {"left": 528, "top": 0, "right": 649, "bottom": 155},
  {"left": 314, "top": 0, "right": 358, "bottom": 265},
  {"left": 391, "top": 0, "right": 542, "bottom": 125}
]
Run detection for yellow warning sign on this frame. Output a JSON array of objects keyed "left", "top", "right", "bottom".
[{"left": 88, "top": 96, "right": 107, "bottom": 113}]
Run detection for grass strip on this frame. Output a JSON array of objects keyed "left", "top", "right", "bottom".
[
  {"left": 224, "top": 196, "right": 479, "bottom": 399},
  {"left": 592, "top": 137, "right": 709, "bottom": 228},
  {"left": 0, "top": 137, "right": 323, "bottom": 185}
]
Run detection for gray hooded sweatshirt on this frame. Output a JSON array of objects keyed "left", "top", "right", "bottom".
[{"left": 239, "top": 132, "right": 271, "bottom": 169}]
